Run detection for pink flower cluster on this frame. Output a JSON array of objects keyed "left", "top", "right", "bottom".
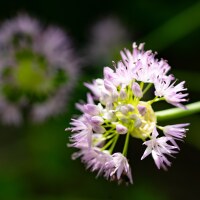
[
  {"left": 0, "top": 14, "right": 79, "bottom": 125},
  {"left": 67, "top": 43, "right": 189, "bottom": 184}
]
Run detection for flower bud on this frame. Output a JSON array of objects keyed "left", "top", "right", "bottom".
[
  {"left": 119, "top": 89, "right": 127, "bottom": 99},
  {"left": 132, "top": 82, "right": 143, "bottom": 98},
  {"left": 91, "top": 116, "right": 104, "bottom": 125},
  {"left": 104, "top": 79, "right": 116, "bottom": 92},
  {"left": 130, "top": 114, "right": 142, "bottom": 128},
  {"left": 116, "top": 124, "right": 127, "bottom": 134},
  {"left": 127, "top": 104, "right": 135, "bottom": 112},
  {"left": 120, "top": 106, "right": 129, "bottom": 114},
  {"left": 93, "top": 125, "right": 106, "bottom": 134},
  {"left": 103, "top": 110, "right": 116, "bottom": 121},
  {"left": 104, "top": 67, "right": 115, "bottom": 81},
  {"left": 83, "top": 104, "right": 99, "bottom": 115},
  {"left": 137, "top": 105, "right": 146, "bottom": 116}
]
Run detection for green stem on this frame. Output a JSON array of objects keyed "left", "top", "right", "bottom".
[
  {"left": 143, "top": 83, "right": 152, "bottom": 95},
  {"left": 140, "top": 82, "right": 144, "bottom": 90},
  {"left": 109, "top": 134, "right": 119, "bottom": 154},
  {"left": 101, "top": 139, "right": 113, "bottom": 151},
  {"left": 122, "top": 132, "right": 130, "bottom": 156},
  {"left": 103, "top": 127, "right": 115, "bottom": 137},
  {"left": 156, "top": 101, "right": 200, "bottom": 121},
  {"left": 148, "top": 96, "right": 164, "bottom": 104}
]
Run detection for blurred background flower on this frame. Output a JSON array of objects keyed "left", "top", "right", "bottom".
[
  {"left": 0, "top": 13, "right": 79, "bottom": 125},
  {"left": 83, "top": 16, "right": 130, "bottom": 67},
  {"left": 0, "top": 0, "right": 199, "bottom": 200}
]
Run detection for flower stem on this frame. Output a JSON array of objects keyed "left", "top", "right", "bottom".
[
  {"left": 143, "top": 83, "right": 152, "bottom": 95},
  {"left": 122, "top": 132, "right": 130, "bottom": 157},
  {"left": 109, "top": 134, "right": 119, "bottom": 154},
  {"left": 101, "top": 138, "right": 115, "bottom": 151},
  {"left": 148, "top": 96, "right": 164, "bottom": 104},
  {"left": 156, "top": 101, "right": 200, "bottom": 121}
]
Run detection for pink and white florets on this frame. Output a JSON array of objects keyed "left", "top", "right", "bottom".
[{"left": 67, "top": 42, "right": 189, "bottom": 184}]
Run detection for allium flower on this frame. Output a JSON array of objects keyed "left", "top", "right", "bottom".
[
  {"left": 67, "top": 42, "right": 189, "bottom": 184},
  {"left": 106, "top": 153, "right": 133, "bottom": 184},
  {"left": 141, "top": 127, "right": 178, "bottom": 170},
  {"left": 0, "top": 14, "right": 79, "bottom": 125},
  {"left": 162, "top": 123, "right": 189, "bottom": 148}
]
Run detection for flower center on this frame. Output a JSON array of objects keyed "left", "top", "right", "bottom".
[
  {"left": 1, "top": 48, "right": 68, "bottom": 103},
  {"left": 102, "top": 82, "right": 157, "bottom": 141},
  {"left": 114, "top": 101, "right": 156, "bottom": 140}
]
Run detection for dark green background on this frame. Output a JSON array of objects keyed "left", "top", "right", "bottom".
[{"left": 0, "top": 0, "right": 200, "bottom": 200}]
